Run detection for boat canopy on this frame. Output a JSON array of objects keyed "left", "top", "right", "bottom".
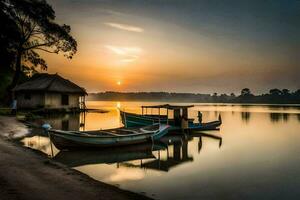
[{"left": 141, "top": 104, "right": 194, "bottom": 110}]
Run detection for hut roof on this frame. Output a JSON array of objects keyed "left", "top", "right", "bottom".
[{"left": 13, "top": 73, "right": 87, "bottom": 95}]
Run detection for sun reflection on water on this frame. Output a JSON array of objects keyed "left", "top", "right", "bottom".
[{"left": 18, "top": 101, "right": 300, "bottom": 200}]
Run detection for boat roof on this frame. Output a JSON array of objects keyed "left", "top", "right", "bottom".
[{"left": 141, "top": 104, "right": 194, "bottom": 110}]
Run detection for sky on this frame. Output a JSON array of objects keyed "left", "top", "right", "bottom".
[{"left": 43, "top": 0, "right": 300, "bottom": 94}]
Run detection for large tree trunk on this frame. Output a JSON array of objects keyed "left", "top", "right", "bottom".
[
  {"left": 5, "top": 49, "right": 22, "bottom": 104},
  {"left": 10, "top": 50, "right": 22, "bottom": 89}
]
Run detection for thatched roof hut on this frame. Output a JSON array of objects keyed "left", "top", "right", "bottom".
[{"left": 13, "top": 73, "right": 87, "bottom": 110}]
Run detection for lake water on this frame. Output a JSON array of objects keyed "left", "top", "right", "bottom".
[{"left": 21, "top": 101, "right": 300, "bottom": 200}]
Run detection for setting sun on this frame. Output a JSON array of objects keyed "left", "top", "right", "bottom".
[{"left": 117, "top": 81, "right": 121, "bottom": 86}]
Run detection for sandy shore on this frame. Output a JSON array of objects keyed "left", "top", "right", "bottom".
[{"left": 0, "top": 116, "right": 151, "bottom": 200}]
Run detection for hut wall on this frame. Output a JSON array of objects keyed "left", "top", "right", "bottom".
[
  {"left": 69, "top": 94, "right": 80, "bottom": 108},
  {"left": 16, "top": 93, "right": 45, "bottom": 109},
  {"left": 45, "top": 93, "right": 80, "bottom": 108}
]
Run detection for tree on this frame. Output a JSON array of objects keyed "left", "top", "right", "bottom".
[
  {"left": 282, "top": 89, "right": 290, "bottom": 96},
  {"left": 0, "top": 0, "right": 22, "bottom": 102},
  {"left": 0, "top": 0, "right": 19, "bottom": 70},
  {"left": 241, "top": 88, "right": 251, "bottom": 96},
  {"left": 269, "top": 88, "right": 282, "bottom": 96},
  {"left": 219, "top": 93, "right": 228, "bottom": 102},
  {"left": 3, "top": 0, "right": 77, "bottom": 90}
]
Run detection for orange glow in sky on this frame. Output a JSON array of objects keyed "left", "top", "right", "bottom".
[{"left": 42, "top": 0, "right": 300, "bottom": 94}]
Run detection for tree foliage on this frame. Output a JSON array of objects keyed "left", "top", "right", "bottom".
[
  {"left": 88, "top": 89, "right": 300, "bottom": 104},
  {"left": 241, "top": 88, "right": 252, "bottom": 96},
  {"left": 0, "top": 0, "right": 20, "bottom": 70},
  {"left": 269, "top": 88, "right": 282, "bottom": 96},
  {"left": 1, "top": 0, "right": 77, "bottom": 91}
]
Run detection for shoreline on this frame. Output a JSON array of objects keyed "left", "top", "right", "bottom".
[
  {"left": 0, "top": 116, "right": 152, "bottom": 200},
  {"left": 86, "top": 100, "right": 300, "bottom": 107}
]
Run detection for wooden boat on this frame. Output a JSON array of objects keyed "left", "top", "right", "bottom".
[
  {"left": 120, "top": 104, "right": 222, "bottom": 132},
  {"left": 187, "top": 120, "right": 222, "bottom": 131},
  {"left": 43, "top": 124, "right": 170, "bottom": 150}
]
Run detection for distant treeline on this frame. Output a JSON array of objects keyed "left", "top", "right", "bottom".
[{"left": 88, "top": 88, "right": 300, "bottom": 104}]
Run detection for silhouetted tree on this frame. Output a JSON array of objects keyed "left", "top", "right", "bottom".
[
  {"left": 3, "top": 0, "right": 77, "bottom": 91},
  {"left": 0, "top": 1, "right": 19, "bottom": 70},
  {"left": 295, "top": 89, "right": 300, "bottom": 97},
  {"left": 282, "top": 89, "right": 290, "bottom": 96},
  {"left": 88, "top": 90, "right": 300, "bottom": 104},
  {"left": 0, "top": 0, "right": 22, "bottom": 102},
  {"left": 269, "top": 88, "right": 282, "bottom": 96},
  {"left": 218, "top": 94, "right": 225, "bottom": 102},
  {"left": 241, "top": 88, "right": 252, "bottom": 96}
]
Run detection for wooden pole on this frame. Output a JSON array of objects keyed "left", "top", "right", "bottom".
[
  {"left": 46, "top": 130, "right": 54, "bottom": 158},
  {"left": 123, "top": 111, "right": 127, "bottom": 128},
  {"left": 83, "top": 96, "right": 85, "bottom": 109},
  {"left": 83, "top": 111, "right": 86, "bottom": 131},
  {"left": 167, "top": 146, "right": 169, "bottom": 158},
  {"left": 158, "top": 108, "right": 160, "bottom": 124},
  {"left": 166, "top": 109, "right": 169, "bottom": 125},
  {"left": 42, "top": 124, "right": 54, "bottom": 158}
]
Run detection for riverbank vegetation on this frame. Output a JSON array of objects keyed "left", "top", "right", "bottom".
[{"left": 88, "top": 88, "right": 300, "bottom": 104}]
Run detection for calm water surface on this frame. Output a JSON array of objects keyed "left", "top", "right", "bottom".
[{"left": 21, "top": 101, "right": 300, "bottom": 200}]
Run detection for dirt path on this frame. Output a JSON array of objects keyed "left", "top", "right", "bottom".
[{"left": 0, "top": 116, "right": 151, "bottom": 200}]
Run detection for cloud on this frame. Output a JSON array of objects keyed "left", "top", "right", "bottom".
[
  {"left": 105, "top": 45, "right": 142, "bottom": 63},
  {"left": 121, "top": 55, "right": 139, "bottom": 63},
  {"left": 104, "top": 22, "right": 144, "bottom": 33},
  {"left": 105, "top": 45, "right": 141, "bottom": 55}
]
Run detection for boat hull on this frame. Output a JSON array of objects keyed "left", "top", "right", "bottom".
[
  {"left": 120, "top": 111, "right": 168, "bottom": 127},
  {"left": 49, "top": 124, "right": 170, "bottom": 150},
  {"left": 120, "top": 111, "right": 221, "bottom": 131}
]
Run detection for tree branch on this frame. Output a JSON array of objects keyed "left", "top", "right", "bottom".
[
  {"left": 35, "top": 48, "right": 57, "bottom": 54},
  {"left": 31, "top": 35, "right": 44, "bottom": 40},
  {"left": 24, "top": 42, "right": 55, "bottom": 50},
  {"left": 24, "top": 23, "right": 37, "bottom": 42}
]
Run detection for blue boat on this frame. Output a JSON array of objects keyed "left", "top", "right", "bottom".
[{"left": 120, "top": 104, "right": 222, "bottom": 131}]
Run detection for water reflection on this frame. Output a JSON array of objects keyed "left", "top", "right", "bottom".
[
  {"left": 194, "top": 132, "right": 222, "bottom": 152},
  {"left": 54, "top": 142, "right": 165, "bottom": 167},
  {"left": 28, "top": 113, "right": 83, "bottom": 131},
  {"left": 18, "top": 102, "right": 300, "bottom": 200},
  {"left": 20, "top": 105, "right": 299, "bottom": 158},
  {"left": 241, "top": 112, "right": 251, "bottom": 123},
  {"left": 269, "top": 113, "right": 290, "bottom": 123},
  {"left": 54, "top": 132, "right": 222, "bottom": 173}
]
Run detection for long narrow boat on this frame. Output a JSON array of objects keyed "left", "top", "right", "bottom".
[
  {"left": 187, "top": 120, "right": 222, "bottom": 131},
  {"left": 120, "top": 104, "right": 222, "bottom": 131},
  {"left": 43, "top": 124, "right": 170, "bottom": 150}
]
